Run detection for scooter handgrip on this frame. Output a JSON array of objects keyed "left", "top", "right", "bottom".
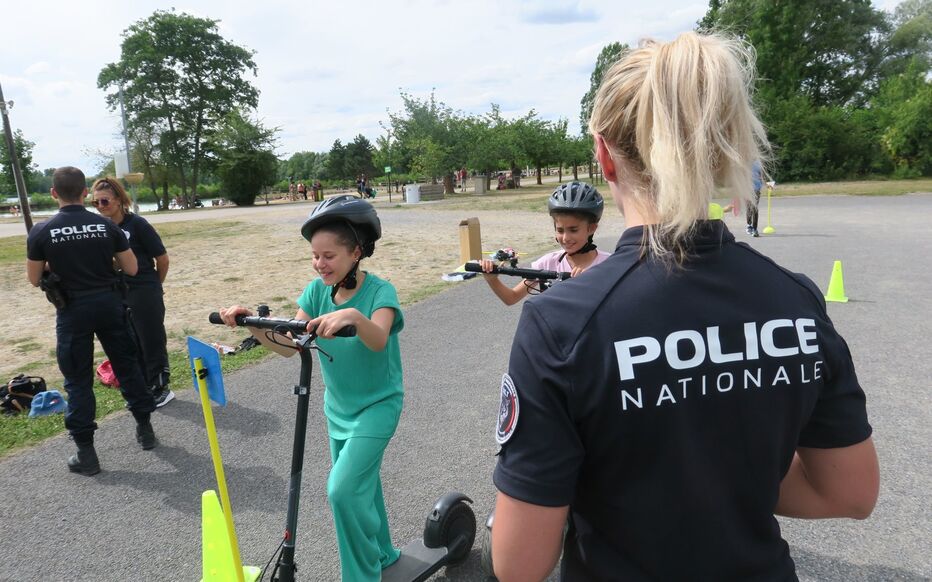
[
  {"left": 463, "top": 262, "right": 489, "bottom": 274},
  {"left": 208, "top": 312, "right": 224, "bottom": 325},
  {"left": 334, "top": 325, "right": 357, "bottom": 338}
]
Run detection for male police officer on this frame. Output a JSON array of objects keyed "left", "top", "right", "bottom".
[{"left": 27, "top": 167, "right": 157, "bottom": 476}]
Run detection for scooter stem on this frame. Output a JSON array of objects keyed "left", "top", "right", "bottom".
[{"left": 274, "top": 347, "right": 314, "bottom": 582}]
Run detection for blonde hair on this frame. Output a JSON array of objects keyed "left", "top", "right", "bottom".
[
  {"left": 588, "top": 31, "right": 769, "bottom": 263},
  {"left": 92, "top": 177, "right": 133, "bottom": 213}
]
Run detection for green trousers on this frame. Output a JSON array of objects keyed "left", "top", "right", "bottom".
[{"left": 328, "top": 436, "right": 401, "bottom": 581}]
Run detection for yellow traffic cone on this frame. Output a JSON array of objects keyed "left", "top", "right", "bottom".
[
  {"left": 824, "top": 260, "right": 849, "bottom": 303},
  {"left": 201, "top": 490, "right": 261, "bottom": 582}
]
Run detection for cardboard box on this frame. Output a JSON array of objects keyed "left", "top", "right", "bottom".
[{"left": 459, "top": 217, "right": 482, "bottom": 264}]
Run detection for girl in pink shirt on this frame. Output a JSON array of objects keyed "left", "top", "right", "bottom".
[{"left": 479, "top": 181, "right": 610, "bottom": 305}]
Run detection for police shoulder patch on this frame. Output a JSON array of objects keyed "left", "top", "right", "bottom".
[{"left": 496, "top": 373, "right": 520, "bottom": 445}]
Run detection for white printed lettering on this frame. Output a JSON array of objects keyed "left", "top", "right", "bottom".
[
  {"left": 717, "top": 372, "right": 734, "bottom": 392},
  {"left": 621, "top": 388, "right": 644, "bottom": 411},
  {"left": 796, "top": 319, "right": 819, "bottom": 354},
  {"left": 708, "top": 326, "right": 743, "bottom": 364},
  {"left": 614, "top": 337, "right": 661, "bottom": 381},
  {"left": 656, "top": 384, "right": 676, "bottom": 406},
  {"left": 665, "top": 330, "right": 706, "bottom": 370},
  {"left": 772, "top": 366, "right": 790, "bottom": 386},
  {"left": 761, "top": 319, "right": 800, "bottom": 358}
]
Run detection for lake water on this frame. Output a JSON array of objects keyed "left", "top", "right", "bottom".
[{"left": 2, "top": 199, "right": 218, "bottom": 219}]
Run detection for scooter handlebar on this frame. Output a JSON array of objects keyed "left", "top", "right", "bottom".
[
  {"left": 463, "top": 261, "right": 570, "bottom": 281},
  {"left": 208, "top": 312, "right": 357, "bottom": 338}
]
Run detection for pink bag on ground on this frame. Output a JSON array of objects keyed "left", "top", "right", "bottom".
[{"left": 96, "top": 360, "right": 120, "bottom": 388}]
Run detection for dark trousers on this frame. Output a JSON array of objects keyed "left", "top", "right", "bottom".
[
  {"left": 124, "top": 283, "right": 169, "bottom": 388},
  {"left": 56, "top": 291, "right": 155, "bottom": 441},
  {"left": 746, "top": 189, "right": 761, "bottom": 230}
]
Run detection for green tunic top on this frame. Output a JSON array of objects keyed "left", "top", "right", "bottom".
[{"left": 297, "top": 273, "right": 404, "bottom": 439}]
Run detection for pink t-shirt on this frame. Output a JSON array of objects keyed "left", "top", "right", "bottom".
[{"left": 531, "top": 249, "right": 611, "bottom": 273}]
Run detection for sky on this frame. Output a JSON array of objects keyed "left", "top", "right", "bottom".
[{"left": 0, "top": 0, "right": 905, "bottom": 174}]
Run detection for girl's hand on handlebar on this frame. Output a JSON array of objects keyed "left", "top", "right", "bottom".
[
  {"left": 479, "top": 259, "right": 498, "bottom": 280},
  {"left": 308, "top": 308, "right": 361, "bottom": 339},
  {"left": 219, "top": 305, "right": 253, "bottom": 327},
  {"left": 570, "top": 266, "right": 585, "bottom": 278}
]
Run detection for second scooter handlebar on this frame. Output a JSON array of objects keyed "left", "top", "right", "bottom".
[
  {"left": 208, "top": 312, "right": 357, "bottom": 338},
  {"left": 464, "top": 261, "right": 571, "bottom": 281}
]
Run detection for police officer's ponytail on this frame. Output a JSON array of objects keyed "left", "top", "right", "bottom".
[{"left": 588, "top": 32, "right": 769, "bottom": 264}]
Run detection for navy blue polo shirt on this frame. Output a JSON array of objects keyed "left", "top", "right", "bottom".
[
  {"left": 493, "top": 221, "right": 871, "bottom": 581},
  {"left": 27, "top": 205, "right": 129, "bottom": 292},
  {"left": 117, "top": 213, "right": 166, "bottom": 286}
]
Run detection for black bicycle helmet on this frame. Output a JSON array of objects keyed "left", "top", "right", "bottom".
[
  {"left": 548, "top": 181, "right": 604, "bottom": 222},
  {"left": 300, "top": 195, "right": 382, "bottom": 257}
]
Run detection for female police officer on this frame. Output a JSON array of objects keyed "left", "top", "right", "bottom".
[
  {"left": 27, "top": 167, "right": 157, "bottom": 476},
  {"left": 489, "top": 33, "right": 879, "bottom": 581}
]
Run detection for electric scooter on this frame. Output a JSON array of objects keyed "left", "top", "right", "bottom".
[{"left": 208, "top": 308, "right": 476, "bottom": 582}]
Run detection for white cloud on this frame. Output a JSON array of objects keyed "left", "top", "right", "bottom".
[
  {"left": 24, "top": 62, "right": 52, "bottom": 76},
  {"left": 1, "top": 0, "right": 890, "bottom": 172}
]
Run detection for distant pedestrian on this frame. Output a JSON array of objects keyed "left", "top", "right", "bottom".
[{"left": 746, "top": 160, "right": 764, "bottom": 237}]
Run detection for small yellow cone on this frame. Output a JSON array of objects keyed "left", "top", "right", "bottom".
[
  {"left": 201, "top": 490, "right": 261, "bottom": 582},
  {"left": 824, "top": 260, "right": 849, "bottom": 303}
]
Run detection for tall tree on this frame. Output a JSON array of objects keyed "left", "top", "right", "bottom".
[
  {"left": 326, "top": 140, "right": 347, "bottom": 181},
  {"left": 0, "top": 129, "right": 36, "bottom": 194},
  {"left": 98, "top": 10, "right": 259, "bottom": 204},
  {"left": 344, "top": 134, "right": 377, "bottom": 180},
  {"left": 886, "top": 0, "right": 932, "bottom": 74},
  {"left": 701, "top": 0, "right": 889, "bottom": 107},
  {"left": 207, "top": 110, "right": 278, "bottom": 206},
  {"left": 388, "top": 92, "right": 464, "bottom": 190},
  {"left": 516, "top": 115, "right": 567, "bottom": 185},
  {"left": 580, "top": 42, "right": 628, "bottom": 130}
]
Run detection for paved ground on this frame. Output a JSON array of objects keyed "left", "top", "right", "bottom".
[{"left": 1, "top": 194, "right": 929, "bottom": 581}]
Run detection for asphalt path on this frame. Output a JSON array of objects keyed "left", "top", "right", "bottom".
[{"left": 1, "top": 194, "right": 929, "bottom": 581}]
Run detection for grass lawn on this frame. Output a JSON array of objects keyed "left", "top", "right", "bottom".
[{"left": 0, "top": 345, "right": 270, "bottom": 457}]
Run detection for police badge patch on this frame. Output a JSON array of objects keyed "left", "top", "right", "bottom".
[{"left": 496, "top": 373, "right": 520, "bottom": 445}]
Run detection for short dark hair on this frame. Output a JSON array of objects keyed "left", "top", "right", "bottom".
[{"left": 53, "top": 167, "right": 87, "bottom": 202}]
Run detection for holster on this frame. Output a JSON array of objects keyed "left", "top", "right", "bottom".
[{"left": 39, "top": 272, "right": 68, "bottom": 309}]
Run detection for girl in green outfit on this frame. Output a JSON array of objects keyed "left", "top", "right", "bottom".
[{"left": 220, "top": 195, "right": 403, "bottom": 581}]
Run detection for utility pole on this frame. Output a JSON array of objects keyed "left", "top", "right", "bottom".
[
  {"left": 118, "top": 83, "right": 139, "bottom": 213},
  {"left": 0, "top": 80, "right": 33, "bottom": 232}
]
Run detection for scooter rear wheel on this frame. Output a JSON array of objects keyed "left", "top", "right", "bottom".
[{"left": 437, "top": 501, "right": 476, "bottom": 565}]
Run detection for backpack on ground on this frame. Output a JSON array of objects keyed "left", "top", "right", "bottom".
[{"left": 0, "top": 375, "right": 47, "bottom": 415}]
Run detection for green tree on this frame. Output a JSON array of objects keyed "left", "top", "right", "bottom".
[
  {"left": 0, "top": 129, "right": 36, "bottom": 195},
  {"left": 344, "top": 134, "right": 376, "bottom": 180},
  {"left": 208, "top": 110, "right": 279, "bottom": 206},
  {"left": 98, "top": 10, "right": 259, "bottom": 204},
  {"left": 516, "top": 115, "right": 567, "bottom": 185},
  {"left": 580, "top": 42, "right": 627, "bottom": 130},
  {"left": 283, "top": 151, "right": 328, "bottom": 181},
  {"left": 875, "top": 59, "right": 932, "bottom": 176},
  {"left": 886, "top": 0, "right": 932, "bottom": 75},
  {"left": 460, "top": 107, "right": 513, "bottom": 189},
  {"left": 326, "top": 140, "right": 347, "bottom": 182},
  {"left": 701, "top": 0, "right": 889, "bottom": 107},
  {"left": 387, "top": 92, "right": 464, "bottom": 190},
  {"left": 562, "top": 135, "right": 594, "bottom": 181}
]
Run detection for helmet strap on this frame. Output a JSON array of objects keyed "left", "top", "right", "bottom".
[
  {"left": 330, "top": 259, "right": 361, "bottom": 301},
  {"left": 559, "top": 235, "right": 598, "bottom": 258}
]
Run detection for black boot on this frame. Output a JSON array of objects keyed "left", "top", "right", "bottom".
[
  {"left": 136, "top": 419, "right": 157, "bottom": 450},
  {"left": 68, "top": 444, "right": 101, "bottom": 476}
]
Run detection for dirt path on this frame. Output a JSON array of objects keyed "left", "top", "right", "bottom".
[{"left": 1, "top": 186, "right": 626, "bottom": 383}]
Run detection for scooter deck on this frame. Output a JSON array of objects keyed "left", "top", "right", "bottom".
[{"left": 382, "top": 539, "right": 449, "bottom": 582}]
